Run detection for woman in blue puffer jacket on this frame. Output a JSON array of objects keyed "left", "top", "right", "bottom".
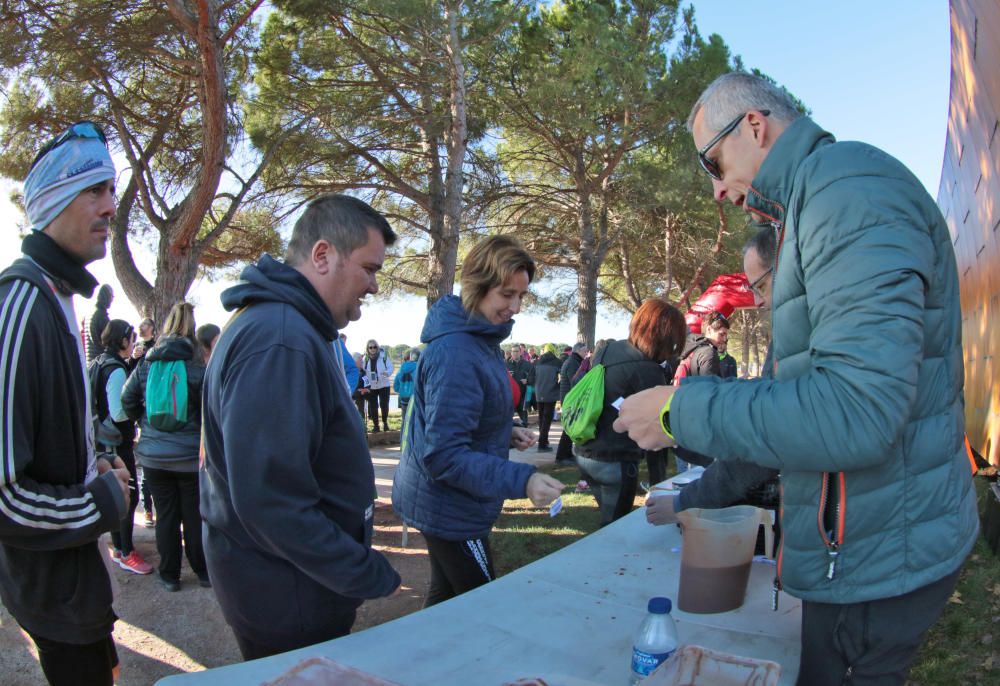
[{"left": 392, "top": 236, "right": 564, "bottom": 606}]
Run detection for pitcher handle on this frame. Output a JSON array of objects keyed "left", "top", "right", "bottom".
[{"left": 757, "top": 508, "right": 775, "bottom": 559}]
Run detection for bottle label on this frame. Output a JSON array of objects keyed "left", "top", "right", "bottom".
[{"left": 631, "top": 647, "right": 675, "bottom": 677}]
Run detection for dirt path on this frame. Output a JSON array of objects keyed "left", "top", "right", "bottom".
[{"left": 0, "top": 504, "right": 429, "bottom": 686}]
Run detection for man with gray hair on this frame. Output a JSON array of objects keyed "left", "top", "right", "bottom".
[
  {"left": 615, "top": 72, "right": 978, "bottom": 684},
  {"left": 0, "top": 122, "right": 130, "bottom": 685},
  {"left": 201, "top": 194, "right": 401, "bottom": 659}
]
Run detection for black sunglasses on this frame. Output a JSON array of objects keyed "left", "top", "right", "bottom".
[
  {"left": 30, "top": 121, "right": 108, "bottom": 171},
  {"left": 697, "top": 110, "right": 769, "bottom": 181}
]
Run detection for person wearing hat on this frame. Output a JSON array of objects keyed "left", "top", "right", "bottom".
[
  {"left": 0, "top": 121, "right": 130, "bottom": 685},
  {"left": 532, "top": 343, "right": 563, "bottom": 453},
  {"left": 86, "top": 283, "right": 113, "bottom": 363}
]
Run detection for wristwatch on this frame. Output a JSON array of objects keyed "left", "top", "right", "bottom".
[{"left": 659, "top": 394, "right": 674, "bottom": 440}]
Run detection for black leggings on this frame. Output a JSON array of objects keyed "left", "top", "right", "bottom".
[
  {"left": 422, "top": 532, "right": 495, "bottom": 607},
  {"left": 366, "top": 387, "right": 391, "bottom": 430},
  {"left": 26, "top": 630, "right": 118, "bottom": 686},
  {"left": 110, "top": 440, "right": 138, "bottom": 556},
  {"left": 536, "top": 401, "right": 556, "bottom": 447}
]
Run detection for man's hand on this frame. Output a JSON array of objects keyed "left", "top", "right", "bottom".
[
  {"left": 511, "top": 426, "right": 537, "bottom": 450},
  {"left": 525, "top": 473, "right": 564, "bottom": 507},
  {"left": 645, "top": 493, "right": 680, "bottom": 526},
  {"left": 612, "top": 385, "right": 677, "bottom": 450},
  {"left": 99, "top": 455, "right": 131, "bottom": 511}
]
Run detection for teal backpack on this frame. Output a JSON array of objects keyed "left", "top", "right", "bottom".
[
  {"left": 145, "top": 360, "right": 189, "bottom": 432},
  {"left": 560, "top": 346, "right": 613, "bottom": 445}
]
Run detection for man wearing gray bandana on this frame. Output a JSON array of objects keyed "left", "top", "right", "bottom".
[{"left": 0, "top": 121, "right": 130, "bottom": 686}]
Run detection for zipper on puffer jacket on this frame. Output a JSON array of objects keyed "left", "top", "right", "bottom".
[
  {"left": 818, "top": 471, "right": 846, "bottom": 580},
  {"left": 773, "top": 479, "right": 785, "bottom": 611}
]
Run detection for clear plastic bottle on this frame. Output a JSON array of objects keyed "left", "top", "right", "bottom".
[{"left": 629, "top": 597, "right": 679, "bottom": 685}]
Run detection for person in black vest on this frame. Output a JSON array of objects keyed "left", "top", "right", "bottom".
[{"left": 93, "top": 320, "right": 152, "bottom": 575}]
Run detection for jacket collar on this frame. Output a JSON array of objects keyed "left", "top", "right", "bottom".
[{"left": 745, "top": 117, "right": 835, "bottom": 227}]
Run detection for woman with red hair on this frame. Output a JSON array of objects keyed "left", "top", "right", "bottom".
[{"left": 573, "top": 298, "right": 686, "bottom": 525}]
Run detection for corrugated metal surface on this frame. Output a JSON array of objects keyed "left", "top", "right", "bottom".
[{"left": 940, "top": 0, "right": 1000, "bottom": 463}]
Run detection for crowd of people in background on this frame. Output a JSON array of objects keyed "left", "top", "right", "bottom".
[
  {"left": 85, "top": 294, "right": 221, "bottom": 592},
  {"left": 3, "top": 63, "right": 975, "bottom": 686}
]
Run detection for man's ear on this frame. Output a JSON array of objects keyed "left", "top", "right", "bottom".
[
  {"left": 311, "top": 239, "right": 336, "bottom": 275},
  {"left": 747, "top": 110, "right": 770, "bottom": 147}
]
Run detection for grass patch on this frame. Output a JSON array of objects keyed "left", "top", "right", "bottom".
[
  {"left": 492, "top": 462, "right": 602, "bottom": 575},
  {"left": 910, "top": 477, "right": 1000, "bottom": 685},
  {"left": 492, "top": 460, "right": 658, "bottom": 576}
]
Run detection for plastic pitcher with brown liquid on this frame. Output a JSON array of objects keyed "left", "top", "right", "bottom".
[{"left": 675, "top": 506, "right": 772, "bottom": 614}]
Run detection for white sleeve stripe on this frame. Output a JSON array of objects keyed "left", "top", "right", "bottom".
[
  {"left": 1, "top": 280, "right": 35, "bottom": 484},
  {"left": 0, "top": 280, "right": 101, "bottom": 525},
  {"left": 0, "top": 484, "right": 97, "bottom": 521},
  {"left": 0, "top": 494, "right": 101, "bottom": 530}
]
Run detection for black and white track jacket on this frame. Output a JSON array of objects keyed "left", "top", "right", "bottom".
[{"left": 0, "top": 258, "right": 125, "bottom": 643}]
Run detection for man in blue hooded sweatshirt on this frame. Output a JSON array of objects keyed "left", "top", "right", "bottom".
[{"left": 200, "top": 194, "right": 401, "bottom": 660}]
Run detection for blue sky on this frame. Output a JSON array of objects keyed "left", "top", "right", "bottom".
[{"left": 0, "top": 1, "right": 952, "bottom": 349}]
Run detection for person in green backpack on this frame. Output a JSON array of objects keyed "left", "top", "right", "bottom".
[
  {"left": 122, "top": 302, "right": 208, "bottom": 592},
  {"left": 572, "top": 298, "right": 686, "bottom": 526}
]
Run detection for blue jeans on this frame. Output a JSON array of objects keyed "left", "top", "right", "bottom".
[{"left": 575, "top": 454, "right": 639, "bottom": 525}]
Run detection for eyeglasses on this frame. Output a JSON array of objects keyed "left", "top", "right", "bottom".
[
  {"left": 697, "top": 110, "right": 769, "bottom": 181},
  {"left": 30, "top": 121, "right": 109, "bottom": 172},
  {"left": 749, "top": 267, "right": 773, "bottom": 297},
  {"left": 368, "top": 345, "right": 378, "bottom": 350}
]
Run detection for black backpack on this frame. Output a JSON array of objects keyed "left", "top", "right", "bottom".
[{"left": 87, "top": 353, "right": 126, "bottom": 448}]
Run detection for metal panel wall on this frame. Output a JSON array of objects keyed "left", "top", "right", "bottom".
[{"left": 940, "top": 0, "right": 1000, "bottom": 463}]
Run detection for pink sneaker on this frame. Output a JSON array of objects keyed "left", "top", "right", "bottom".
[
  {"left": 110, "top": 548, "right": 122, "bottom": 561},
  {"left": 117, "top": 551, "right": 153, "bottom": 575}
]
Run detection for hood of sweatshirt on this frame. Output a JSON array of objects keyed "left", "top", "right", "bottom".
[
  {"left": 420, "top": 294, "right": 514, "bottom": 346},
  {"left": 221, "top": 254, "right": 337, "bottom": 341}
]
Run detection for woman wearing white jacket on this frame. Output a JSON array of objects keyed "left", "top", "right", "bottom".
[{"left": 363, "top": 339, "right": 394, "bottom": 432}]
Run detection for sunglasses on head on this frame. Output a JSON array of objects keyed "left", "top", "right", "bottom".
[
  {"left": 697, "top": 110, "right": 769, "bottom": 181},
  {"left": 706, "top": 312, "right": 729, "bottom": 327},
  {"left": 30, "top": 121, "right": 108, "bottom": 172}
]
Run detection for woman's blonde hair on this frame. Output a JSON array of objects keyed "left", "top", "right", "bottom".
[
  {"left": 460, "top": 235, "right": 535, "bottom": 315},
  {"left": 162, "top": 302, "right": 197, "bottom": 340}
]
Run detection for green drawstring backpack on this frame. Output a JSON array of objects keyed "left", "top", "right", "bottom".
[
  {"left": 145, "top": 360, "right": 188, "bottom": 432},
  {"left": 560, "top": 363, "right": 606, "bottom": 445}
]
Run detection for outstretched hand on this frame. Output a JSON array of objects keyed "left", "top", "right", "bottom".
[
  {"left": 612, "top": 385, "right": 678, "bottom": 451},
  {"left": 645, "top": 493, "right": 680, "bottom": 526},
  {"left": 525, "top": 473, "right": 564, "bottom": 507}
]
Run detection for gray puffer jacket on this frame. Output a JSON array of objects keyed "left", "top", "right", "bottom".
[
  {"left": 122, "top": 335, "right": 205, "bottom": 472},
  {"left": 669, "top": 117, "right": 978, "bottom": 604}
]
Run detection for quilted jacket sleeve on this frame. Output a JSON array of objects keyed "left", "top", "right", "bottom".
[
  {"left": 671, "top": 174, "right": 935, "bottom": 472},
  {"left": 417, "top": 343, "right": 535, "bottom": 500}
]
